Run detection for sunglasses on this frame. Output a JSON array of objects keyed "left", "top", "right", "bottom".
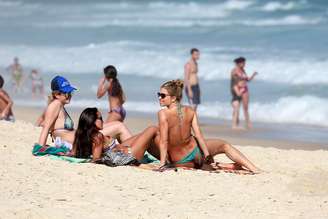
[
  {"left": 97, "top": 116, "right": 103, "bottom": 121},
  {"left": 157, "top": 92, "right": 170, "bottom": 99}
]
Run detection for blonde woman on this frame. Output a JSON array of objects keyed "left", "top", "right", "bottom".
[{"left": 157, "top": 79, "right": 261, "bottom": 173}]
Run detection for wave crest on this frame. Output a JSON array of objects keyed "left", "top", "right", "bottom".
[
  {"left": 1, "top": 41, "right": 328, "bottom": 85},
  {"left": 14, "top": 95, "right": 328, "bottom": 127}
]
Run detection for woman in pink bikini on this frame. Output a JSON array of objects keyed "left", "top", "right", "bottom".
[
  {"left": 97, "top": 65, "right": 126, "bottom": 123},
  {"left": 231, "top": 57, "right": 258, "bottom": 129}
]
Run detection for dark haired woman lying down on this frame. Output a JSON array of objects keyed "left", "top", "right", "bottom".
[{"left": 74, "top": 107, "right": 161, "bottom": 169}]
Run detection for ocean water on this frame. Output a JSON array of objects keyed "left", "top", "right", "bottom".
[{"left": 0, "top": 0, "right": 328, "bottom": 143}]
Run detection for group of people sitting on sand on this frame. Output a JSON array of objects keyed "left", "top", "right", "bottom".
[{"left": 35, "top": 65, "right": 261, "bottom": 173}]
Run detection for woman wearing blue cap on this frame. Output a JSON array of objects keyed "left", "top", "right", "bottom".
[
  {"left": 38, "top": 76, "right": 132, "bottom": 155},
  {"left": 37, "top": 76, "right": 76, "bottom": 151}
]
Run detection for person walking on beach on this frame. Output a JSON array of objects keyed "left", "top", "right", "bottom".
[
  {"left": 97, "top": 65, "right": 126, "bottom": 122},
  {"left": 184, "top": 48, "right": 201, "bottom": 111},
  {"left": 30, "top": 69, "right": 44, "bottom": 98},
  {"left": 231, "top": 57, "right": 258, "bottom": 129},
  {"left": 156, "top": 79, "right": 261, "bottom": 173},
  {"left": 0, "top": 75, "right": 15, "bottom": 122},
  {"left": 7, "top": 57, "right": 24, "bottom": 93}
]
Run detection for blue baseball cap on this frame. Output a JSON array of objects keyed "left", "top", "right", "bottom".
[{"left": 51, "top": 75, "right": 76, "bottom": 93}]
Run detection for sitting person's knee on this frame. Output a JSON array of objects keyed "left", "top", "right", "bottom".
[
  {"left": 147, "top": 126, "right": 159, "bottom": 133},
  {"left": 223, "top": 143, "right": 232, "bottom": 151}
]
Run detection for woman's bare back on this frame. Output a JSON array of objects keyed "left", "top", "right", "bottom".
[{"left": 161, "top": 106, "right": 197, "bottom": 162}]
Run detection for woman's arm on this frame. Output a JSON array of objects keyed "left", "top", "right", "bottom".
[
  {"left": 231, "top": 68, "right": 239, "bottom": 78},
  {"left": 248, "top": 72, "right": 258, "bottom": 81},
  {"left": 158, "top": 110, "right": 169, "bottom": 166},
  {"left": 184, "top": 63, "right": 192, "bottom": 98},
  {"left": 191, "top": 110, "right": 210, "bottom": 158},
  {"left": 37, "top": 101, "right": 61, "bottom": 146},
  {"left": 96, "top": 77, "right": 110, "bottom": 98},
  {"left": 233, "top": 85, "right": 243, "bottom": 97},
  {"left": 0, "top": 91, "right": 13, "bottom": 119},
  {"left": 101, "top": 121, "right": 132, "bottom": 142},
  {"left": 35, "top": 110, "right": 46, "bottom": 127}
]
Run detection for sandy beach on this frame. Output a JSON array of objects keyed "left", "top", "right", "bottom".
[
  {"left": 1, "top": 0, "right": 328, "bottom": 218},
  {"left": 0, "top": 107, "right": 327, "bottom": 219}
]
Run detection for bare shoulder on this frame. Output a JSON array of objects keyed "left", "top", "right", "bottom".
[
  {"left": 231, "top": 67, "right": 237, "bottom": 75},
  {"left": 48, "top": 99, "right": 61, "bottom": 108},
  {"left": 158, "top": 109, "right": 168, "bottom": 121},
  {"left": 158, "top": 108, "right": 168, "bottom": 117},
  {"left": 46, "top": 100, "right": 62, "bottom": 114},
  {"left": 0, "top": 89, "right": 9, "bottom": 98},
  {"left": 184, "top": 61, "right": 191, "bottom": 68},
  {"left": 183, "top": 105, "right": 195, "bottom": 117}
]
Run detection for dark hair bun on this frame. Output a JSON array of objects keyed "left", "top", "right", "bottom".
[{"left": 104, "top": 65, "right": 117, "bottom": 79}]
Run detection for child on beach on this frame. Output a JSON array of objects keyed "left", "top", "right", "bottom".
[
  {"left": 0, "top": 75, "right": 15, "bottom": 122},
  {"left": 30, "top": 69, "right": 44, "bottom": 98},
  {"left": 97, "top": 65, "right": 126, "bottom": 122}
]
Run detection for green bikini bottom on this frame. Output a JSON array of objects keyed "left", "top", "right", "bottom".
[{"left": 176, "top": 146, "right": 203, "bottom": 164}]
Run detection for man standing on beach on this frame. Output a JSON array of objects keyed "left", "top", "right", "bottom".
[
  {"left": 7, "top": 57, "right": 24, "bottom": 93},
  {"left": 184, "top": 48, "right": 201, "bottom": 111}
]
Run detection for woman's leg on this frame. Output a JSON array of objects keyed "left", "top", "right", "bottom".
[
  {"left": 146, "top": 132, "right": 161, "bottom": 159},
  {"left": 205, "top": 139, "right": 260, "bottom": 173},
  {"left": 129, "top": 126, "right": 159, "bottom": 161},
  {"left": 242, "top": 92, "right": 251, "bottom": 129},
  {"left": 120, "top": 128, "right": 160, "bottom": 159},
  {"left": 101, "top": 121, "right": 132, "bottom": 141},
  {"left": 32, "top": 84, "right": 36, "bottom": 98},
  {"left": 231, "top": 100, "right": 240, "bottom": 129}
]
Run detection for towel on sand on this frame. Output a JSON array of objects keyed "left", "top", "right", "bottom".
[
  {"left": 32, "top": 143, "right": 70, "bottom": 156},
  {"left": 32, "top": 144, "right": 157, "bottom": 164},
  {"left": 32, "top": 144, "right": 90, "bottom": 163}
]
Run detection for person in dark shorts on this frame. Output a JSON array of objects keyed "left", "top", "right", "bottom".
[
  {"left": 184, "top": 48, "right": 201, "bottom": 111},
  {"left": 188, "top": 84, "right": 201, "bottom": 105}
]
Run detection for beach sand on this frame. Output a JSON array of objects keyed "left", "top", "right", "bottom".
[{"left": 0, "top": 107, "right": 328, "bottom": 218}]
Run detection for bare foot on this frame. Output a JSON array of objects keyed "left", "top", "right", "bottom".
[
  {"left": 214, "top": 162, "right": 243, "bottom": 170},
  {"left": 246, "top": 123, "right": 252, "bottom": 130}
]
